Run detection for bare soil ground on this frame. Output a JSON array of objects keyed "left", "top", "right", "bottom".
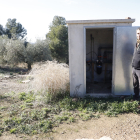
[
  {"left": 0, "top": 114, "right": 140, "bottom": 140},
  {"left": 0, "top": 67, "right": 140, "bottom": 140},
  {"left": 0, "top": 75, "right": 29, "bottom": 94},
  {"left": 0, "top": 66, "right": 29, "bottom": 94}
]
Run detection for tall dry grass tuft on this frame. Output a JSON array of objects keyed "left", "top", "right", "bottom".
[{"left": 29, "top": 61, "right": 69, "bottom": 103}]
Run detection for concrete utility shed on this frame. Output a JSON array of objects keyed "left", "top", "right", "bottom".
[{"left": 66, "top": 18, "right": 140, "bottom": 97}]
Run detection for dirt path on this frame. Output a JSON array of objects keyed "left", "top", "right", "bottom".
[
  {"left": 47, "top": 113, "right": 140, "bottom": 140},
  {"left": 0, "top": 114, "right": 140, "bottom": 140},
  {"left": 0, "top": 74, "right": 30, "bottom": 94}
]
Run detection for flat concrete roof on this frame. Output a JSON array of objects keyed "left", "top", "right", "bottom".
[{"left": 66, "top": 19, "right": 135, "bottom": 24}]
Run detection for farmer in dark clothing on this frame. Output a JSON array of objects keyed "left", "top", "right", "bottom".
[{"left": 132, "top": 29, "right": 140, "bottom": 100}]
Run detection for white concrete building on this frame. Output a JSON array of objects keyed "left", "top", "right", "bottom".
[{"left": 66, "top": 19, "right": 139, "bottom": 97}]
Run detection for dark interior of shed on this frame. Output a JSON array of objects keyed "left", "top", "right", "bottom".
[{"left": 86, "top": 28, "right": 113, "bottom": 94}]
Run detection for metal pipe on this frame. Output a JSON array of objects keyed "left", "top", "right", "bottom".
[
  {"left": 92, "top": 37, "right": 94, "bottom": 82},
  {"left": 90, "top": 34, "right": 92, "bottom": 62},
  {"left": 90, "top": 34, "right": 94, "bottom": 82}
]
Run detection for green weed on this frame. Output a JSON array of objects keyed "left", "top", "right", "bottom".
[
  {"left": 30, "top": 110, "right": 44, "bottom": 121},
  {"left": 19, "top": 92, "right": 26, "bottom": 100},
  {"left": 39, "top": 120, "right": 53, "bottom": 133},
  {"left": 0, "top": 95, "right": 7, "bottom": 99},
  {"left": 55, "top": 115, "right": 69, "bottom": 123},
  {"left": 68, "top": 117, "right": 75, "bottom": 123},
  {"left": 0, "top": 106, "right": 8, "bottom": 110},
  {"left": 10, "top": 128, "right": 16, "bottom": 133},
  {"left": 32, "top": 130, "right": 37, "bottom": 134},
  {"left": 20, "top": 104, "right": 26, "bottom": 110},
  {"left": 19, "top": 92, "right": 35, "bottom": 103},
  {"left": 42, "top": 108, "right": 51, "bottom": 118}
]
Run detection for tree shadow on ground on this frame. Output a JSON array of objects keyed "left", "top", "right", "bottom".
[{"left": 0, "top": 66, "right": 28, "bottom": 74}]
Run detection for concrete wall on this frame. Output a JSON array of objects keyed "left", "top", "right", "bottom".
[{"left": 68, "top": 24, "right": 85, "bottom": 97}]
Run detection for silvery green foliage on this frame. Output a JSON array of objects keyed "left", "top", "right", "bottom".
[
  {"left": 26, "top": 39, "right": 52, "bottom": 64},
  {"left": 0, "top": 36, "right": 9, "bottom": 64},
  {"left": 0, "top": 37, "right": 52, "bottom": 68},
  {"left": 3, "top": 38, "right": 26, "bottom": 65}
]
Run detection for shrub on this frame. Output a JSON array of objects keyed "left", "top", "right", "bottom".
[{"left": 29, "top": 61, "right": 69, "bottom": 103}]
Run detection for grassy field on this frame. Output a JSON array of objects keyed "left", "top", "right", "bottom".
[{"left": 0, "top": 90, "right": 139, "bottom": 137}]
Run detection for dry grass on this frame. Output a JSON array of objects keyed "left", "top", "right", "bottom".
[{"left": 28, "top": 61, "right": 69, "bottom": 102}]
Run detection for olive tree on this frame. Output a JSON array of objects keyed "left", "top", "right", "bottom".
[
  {"left": 3, "top": 39, "right": 26, "bottom": 65},
  {"left": 25, "top": 39, "right": 52, "bottom": 69},
  {"left": 0, "top": 37, "right": 52, "bottom": 70},
  {"left": 0, "top": 36, "right": 9, "bottom": 64}
]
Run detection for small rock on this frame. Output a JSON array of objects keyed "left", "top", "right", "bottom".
[
  {"left": 72, "top": 98, "right": 79, "bottom": 102},
  {"left": 4, "top": 75, "right": 10, "bottom": 78},
  {"left": 21, "top": 80, "right": 30, "bottom": 83},
  {"left": 61, "top": 131, "right": 65, "bottom": 134}
]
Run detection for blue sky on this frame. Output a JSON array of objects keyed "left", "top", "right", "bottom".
[{"left": 0, "top": 0, "right": 140, "bottom": 42}]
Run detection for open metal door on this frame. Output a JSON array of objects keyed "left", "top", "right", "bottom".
[{"left": 113, "top": 27, "right": 138, "bottom": 95}]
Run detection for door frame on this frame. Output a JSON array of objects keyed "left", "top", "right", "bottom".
[{"left": 83, "top": 25, "right": 115, "bottom": 95}]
